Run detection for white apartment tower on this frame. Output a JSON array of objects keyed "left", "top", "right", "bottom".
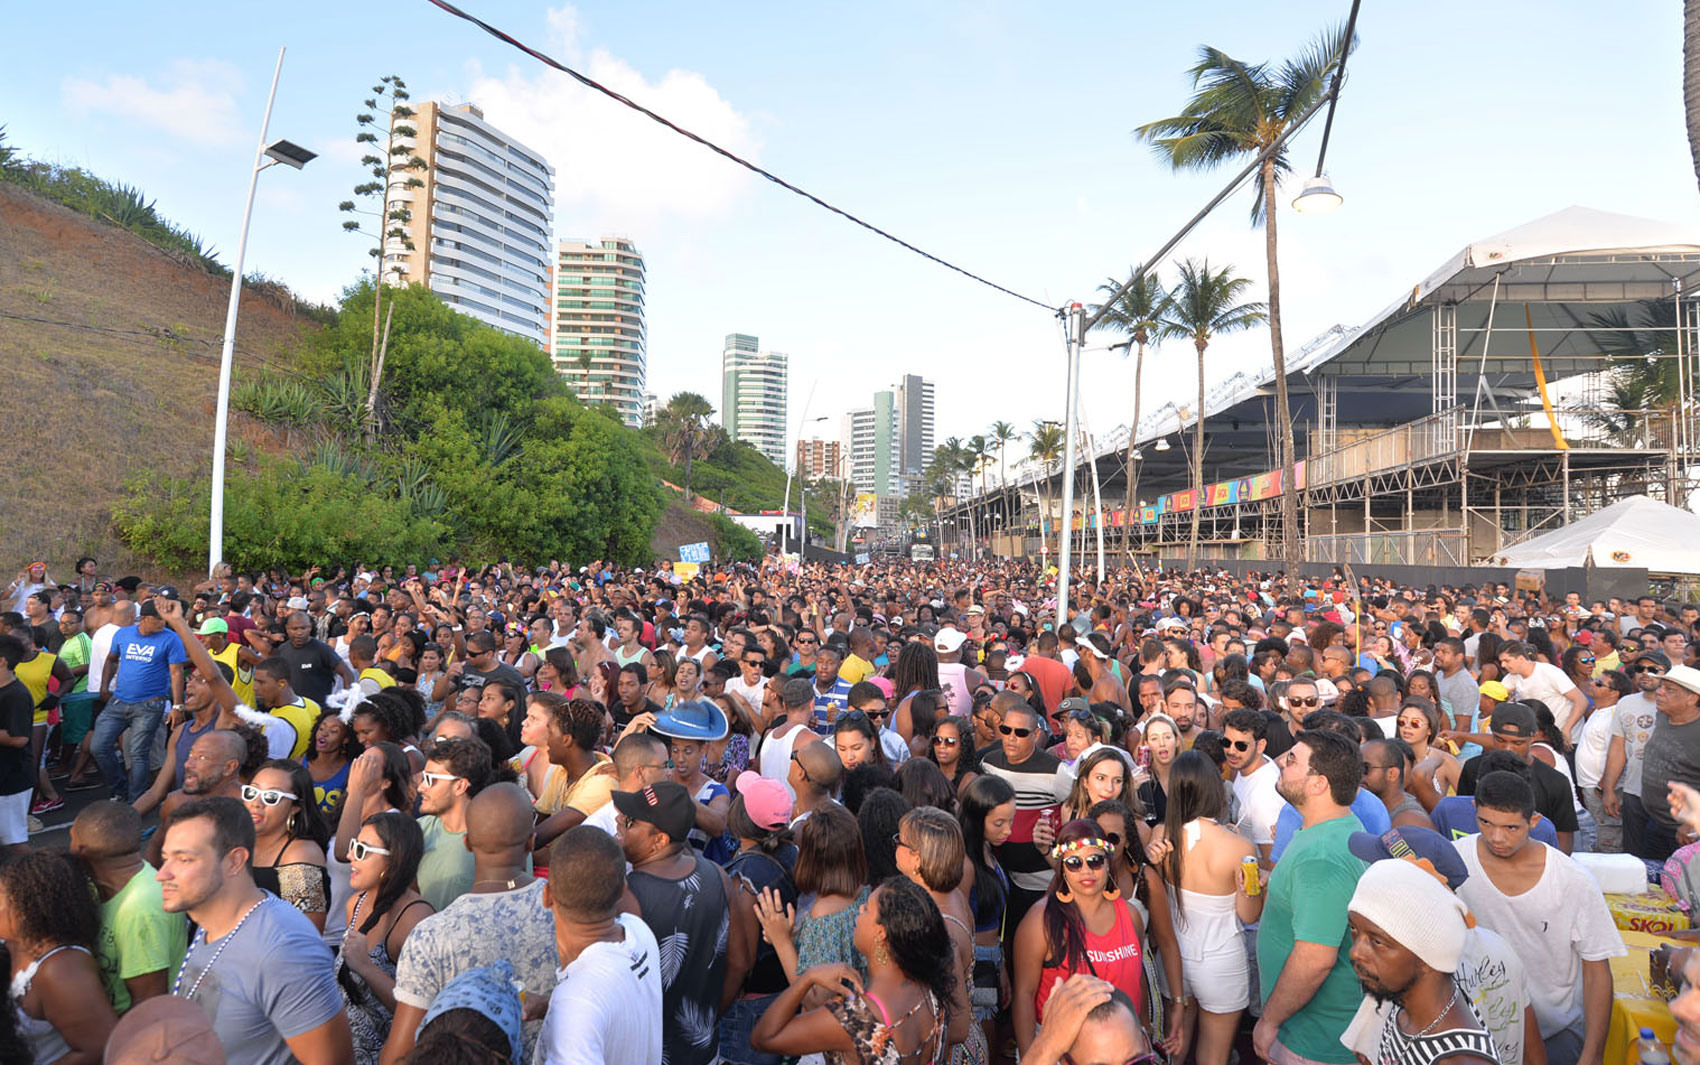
[
  {"left": 550, "top": 237, "right": 648, "bottom": 426},
  {"left": 392, "top": 102, "right": 555, "bottom": 346},
  {"left": 721, "top": 334, "right": 788, "bottom": 466}
]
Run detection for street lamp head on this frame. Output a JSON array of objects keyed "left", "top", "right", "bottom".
[
  {"left": 264, "top": 139, "right": 317, "bottom": 170},
  {"left": 1154, "top": 438, "right": 1172, "bottom": 452},
  {"left": 1292, "top": 174, "right": 1342, "bottom": 215}
]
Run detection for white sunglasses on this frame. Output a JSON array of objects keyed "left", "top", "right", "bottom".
[
  {"left": 240, "top": 785, "right": 297, "bottom": 807},
  {"left": 348, "top": 840, "right": 392, "bottom": 862}
]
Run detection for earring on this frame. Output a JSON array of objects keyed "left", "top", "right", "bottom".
[
  {"left": 875, "top": 940, "right": 890, "bottom": 966},
  {"left": 1103, "top": 879, "right": 1122, "bottom": 901},
  {"left": 1055, "top": 884, "right": 1074, "bottom": 904}
]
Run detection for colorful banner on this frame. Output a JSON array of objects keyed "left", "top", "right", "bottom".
[
  {"left": 852, "top": 493, "right": 878, "bottom": 526},
  {"left": 674, "top": 561, "right": 700, "bottom": 581}
]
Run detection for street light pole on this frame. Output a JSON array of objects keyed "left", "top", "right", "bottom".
[
  {"left": 208, "top": 47, "right": 315, "bottom": 575},
  {"left": 1057, "top": 303, "right": 1083, "bottom": 627}
]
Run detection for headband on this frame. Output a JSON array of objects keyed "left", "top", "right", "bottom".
[{"left": 1050, "top": 836, "right": 1113, "bottom": 862}]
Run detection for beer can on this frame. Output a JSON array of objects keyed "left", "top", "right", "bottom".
[{"left": 1241, "top": 855, "right": 1262, "bottom": 896}]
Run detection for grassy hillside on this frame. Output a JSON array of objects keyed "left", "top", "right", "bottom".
[{"left": 0, "top": 181, "right": 318, "bottom": 572}]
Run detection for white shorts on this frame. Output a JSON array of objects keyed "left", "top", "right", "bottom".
[
  {"left": 0, "top": 790, "right": 31, "bottom": 845},
  {"left": 1181, "top": 941, "right": 1252, "bottom": 1014}
]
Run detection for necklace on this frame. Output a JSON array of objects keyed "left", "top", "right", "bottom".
[
  {"left": 173, "top": 896, "right": 271, "bottom": 1001},
  {"left": 1401, "top": 989, "right": 1461, "bottom": 1039},
  {"left": 472, "top": 877, "right": 526, "bottom": 891}
]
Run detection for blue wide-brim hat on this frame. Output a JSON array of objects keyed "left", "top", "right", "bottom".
[
  {"left": 650, "top": 698, "right": 730, "bottom": 742},
  {"left": 420, "top": 959, "right": 523, "bottom": 1064}
]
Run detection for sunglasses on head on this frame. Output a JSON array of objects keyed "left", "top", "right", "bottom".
[
  {"left": 1061, "top": 852, "right": 1109, "bottom": 872},
  {"left": 240, "top": 785, "right": 297, "bottom": 807},
  {"left": 999, "top": 724, "right": 1033, "bottom": 738},
  {"left": 348, "top": 840, "right": 392, "bottom": 862}
]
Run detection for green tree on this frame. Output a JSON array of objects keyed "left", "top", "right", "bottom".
[
  {"left": 989, "top": 419, "right": 1018, "bottom": 541},
  {"left": 338, "top": 75, "right": 429, "bottom": 437},
  {"left": 1090, "top": 270, "right": 1170, "bottom": 551},
  {"left": 1026, "top": 420, "right": 1064, "bottom": 560},
  {"left": 655, "top": 391, "right": 716, "bottom": 502},
  {"left": 1158, "top": 259, "right": 1267, "bottom": 570},
  {"left": 1582, "top": 299, "right": 1683, "bottom": 447},
  {"left": 1136, "top": 25, "right": 1351, "bottom": 578}
]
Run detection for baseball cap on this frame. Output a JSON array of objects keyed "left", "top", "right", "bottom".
[
  {"left": 735, "top": 774, "right": 791, "bottom": 831},
  {"left": 286, "top": 596, "right": 310, "bottom": 611},
  {"left": 1057, "top": 696, "right": 1090, "bottom": 717},
  {"left": 1478, "top": 680, "right": 1510, "bottom": 702},
  {"left": 195, "top": 618, "right": 229, "bottom": 636},
  {"left": 1489, "top": 702, "right": 1538, "bottom": 738},
  {"left": 612, "top": 781, "right": 697, "bottom": 843},
  {"left": 933, "top": 628, "right": 966, "bottom": 654},
  {"left": 93, "top": 581, "right": 112, "bottom": 593},
  {"left": 1347, "top": 826, "right": 1469, "bottom": 890},
  {"left": 1664, "top": 665, "right": 1700, "bottom": 698},
  {"left": 966, "top": 604, "right": 985, "bottom": 616},
  {"left": 1314, "top": 677, "right": 1341, "bottom": 706},
  {"left": 154, "top": 585, "right": 181, "bottom": 601}
]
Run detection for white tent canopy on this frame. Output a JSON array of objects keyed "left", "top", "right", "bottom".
[{"left": 1489, "top": 495, "right": 1700, "bottom": 573}]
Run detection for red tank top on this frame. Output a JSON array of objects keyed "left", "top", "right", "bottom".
[{"left": 1034, "top": 900, "right": 1143, "bottom": 1020}]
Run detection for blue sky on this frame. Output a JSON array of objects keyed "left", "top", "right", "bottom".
[{"left": 9, "top": 1, "right": 1697, "bottom": 468}]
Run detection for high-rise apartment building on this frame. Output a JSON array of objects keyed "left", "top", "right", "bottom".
[
  {"left": 846, "top": 376, "right": 933, "bottom": 501},
  {"left": 796, "top": 438, "right": 843, "bottom": 481},
  {"left": 550, "top": 237, "right": 647, "bottom": 426},
  {"left": 721, "top": 334, "right": 788, "bottom": 466},
  {"left": 391, "top": 102, "right": 555, "bottom": 347}
]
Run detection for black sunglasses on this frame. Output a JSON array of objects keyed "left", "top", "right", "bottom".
[
  {"left": 1228, "top": 739, "right": 1254, "bottom": 752},
  {"left": 999, "top": 724, "right": 1033, "bottom": 738},
  {"left": 1061, "top": 852, "right": 1109, "bottom": 872},
  {"left": 1286, "top": 696, "right": 1320, "bottom": 708}
]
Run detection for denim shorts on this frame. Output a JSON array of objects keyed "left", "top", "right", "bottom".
[{"left": 719, "top": 992, "right": 783, "bottom": 1065}]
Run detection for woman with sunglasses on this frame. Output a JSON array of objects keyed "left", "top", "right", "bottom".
[
  {"left": 337, "top": 810, "right": 433, "bottom": 1065},
  {"left": 1145, "top": 751, "right": 1263, "bottom": 1065},
  {"left": 1396, "top": 697, "right": 1460, "bottom": 799},
  {"left": 1011, "top": 819, "right": 1146, "bottom": 1055},
  {"left": 1087, "top": 798, "right": 1185, "bottom": 1059},
  {"left": 1004, "top": 671, "right": 1048, "bottom": 725},
  {"left": 1135, "top": 714, "right": 1181, "bottom": 827},
  {"left": 245, "top": 758, "right": 334, "bottom": 931},
  {"left": 959, "top": 776, "right": 1014, "bottom": 1056},
  {"left": 927, "top": 716, "right": 979, "bottom": 798}
]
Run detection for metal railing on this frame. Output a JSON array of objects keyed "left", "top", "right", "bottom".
[
  {"left": 1304, "top": 529, "right": 1469, "bottom": 566},
  {"left": 1306, "top": 408, "right": 1462, "bottom": 488}
]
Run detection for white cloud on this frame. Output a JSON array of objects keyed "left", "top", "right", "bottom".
[
  {"left": 61, "top": 59, "right": 245, "bottom": 146},
  {"left": 466, "top": 5, "right": 760, "bottom": 230}
]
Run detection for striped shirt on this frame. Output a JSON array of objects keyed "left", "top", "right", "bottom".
[{"left": 979, "top": 747, "right": 1071, "bottom": 892}]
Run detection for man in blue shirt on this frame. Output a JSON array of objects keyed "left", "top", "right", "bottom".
[{"left": 94, "top": 598, "right": 188, "bottom": 802}]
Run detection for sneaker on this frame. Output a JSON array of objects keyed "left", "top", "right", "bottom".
[
  {"left": 30, "top": 796, "right": 64, "bottom": 815},
  {"left": 26, "top": 816, "right": 42, "bottom": 834},
  {"left": 65, "top": 778, "right": 102, "bottom": 792}
]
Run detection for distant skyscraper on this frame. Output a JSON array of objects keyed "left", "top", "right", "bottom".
[
  {"left": 641, "top": 390, "right": 659, "bottom": 426},
  {"left": 846, "top": 376, "right": 933, "bottom": 500},
  {"left": 796, "top": 438, "right": 843, "bottom": 481},
  {"left": 550, "top": 237, "right": 647, "bottom": 426},
  {"left": 393, "top": 101, "right": 554, "bottom": 347},
  {"left": 721, "top": 334, "right": 788, "bottom": 466}
]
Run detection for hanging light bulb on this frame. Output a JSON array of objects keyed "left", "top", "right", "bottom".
[{"left": 1293, "top": 175, "right": 1343, "bottom": 214}]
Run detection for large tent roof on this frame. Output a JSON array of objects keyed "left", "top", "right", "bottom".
[
  {"left": 1488, "top": 494, "right": 1700, "bottom": 573},
  {"left": 1070, "top": 206, "right": 1700, "bottom": 499}
]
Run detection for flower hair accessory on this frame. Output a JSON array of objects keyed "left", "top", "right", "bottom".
[{"left": 1050, "top": 836, "right": 1112, "bottom": 862}]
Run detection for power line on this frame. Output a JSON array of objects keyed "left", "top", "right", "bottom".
[{"left": 421, "top": 0, "right": 1057, "bottom": 312}]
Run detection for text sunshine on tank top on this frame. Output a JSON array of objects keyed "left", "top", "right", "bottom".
[{"left": 1034, "top": 900, "right": 1143, "bottom": 1020}]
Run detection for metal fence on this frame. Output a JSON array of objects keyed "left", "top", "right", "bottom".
[
  {"left": 1306, "top": 409, "right": 1461, "bottom": 488},
  {"left": 1304, "top": 529, "right": 1469, "bottom": 566}
]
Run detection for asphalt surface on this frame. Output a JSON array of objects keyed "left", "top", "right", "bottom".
[{"left": 33, "top": 767, "right": 124, "bottom": 851}]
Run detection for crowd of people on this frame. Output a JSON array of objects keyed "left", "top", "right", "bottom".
[{"left": 1, "top": 553, "right": 1700, "bottom": 1065}]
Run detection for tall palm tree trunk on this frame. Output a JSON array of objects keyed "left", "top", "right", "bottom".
[
  {"left": 1189, "top": 338, "right": 1207, "bottom": 570},
  {"left": 1688, "top": 0, "right": 1700, "bottom": 191},
  {"left": 1263, "top": 159, "right": 1301, "bottom": 582},
  {"left": 1124, "top": 339, "right": 1145, "bottom": 556}
]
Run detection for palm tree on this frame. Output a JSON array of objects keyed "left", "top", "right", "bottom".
[
  {"left": 658, "top": 391, "right": 714, "bottom": 502},
  {"left": 1026, "top": 420, "right": 1065, "bottom": 562},
  {"left": 1136, "top": 24, "right": 1352, "bottom": 581},
  {"left": 989, "top": 419, "right": 1018, "bottom": 535},
  {"left": 1158, "top": 259, "right": 1268, "bottom": 571},
  {"left": 1090, "top": 270, "right": 1170, "bottom": 553}
]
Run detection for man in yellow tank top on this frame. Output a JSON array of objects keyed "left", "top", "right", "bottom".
[{"left": 195, "top": 618, "right": 259, "bottom": 709}]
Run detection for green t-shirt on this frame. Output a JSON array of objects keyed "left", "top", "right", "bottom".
[
  {"left": 417, "top": 815, "right": 475, "bottom": 912},
  {"left": 100, "top": 862, "right": 188, "bottom": 1013},
  {"left": 1258, "top": 812, "right": 1368, "bottom": 1064},
  {"left": 58, "top": 631, "right": 92, "bottom": 694}
]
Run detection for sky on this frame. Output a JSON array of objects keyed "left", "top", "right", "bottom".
[{"left": 9, "top": 1, "right": 1699, "bottom": 477}]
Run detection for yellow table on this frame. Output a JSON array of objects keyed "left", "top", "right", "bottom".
[{"left": 1605, "top": 930, "right": 1683, "bottom": 1065}]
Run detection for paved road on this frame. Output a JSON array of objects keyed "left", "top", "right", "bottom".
[{"left": 32, "top": 771, "right": 127, "bottom": 851}]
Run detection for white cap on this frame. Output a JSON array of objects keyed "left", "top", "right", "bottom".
[
  {"left": 1665, "top": 665, "right": 1700, "bottom": 698},
  {"left": 1348, "top": 859, "right": 1469, "bottom": 973},
  {"left": 934, "top": 627, "right": 967, "bottom": 654}
]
